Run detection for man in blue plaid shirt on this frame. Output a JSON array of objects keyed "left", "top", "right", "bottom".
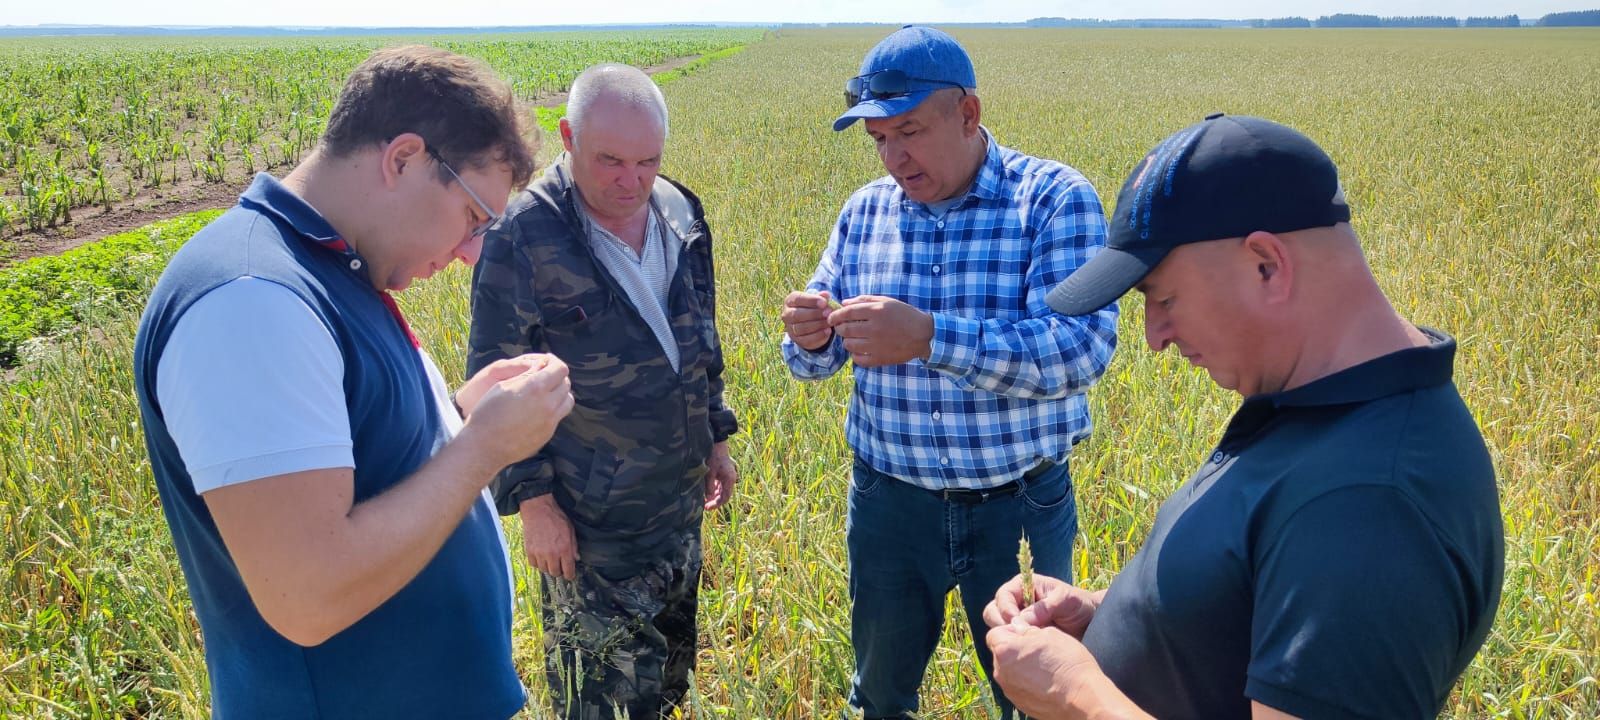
[{"left": 780, "top": 26, "right": 1118, "bottom": 720}]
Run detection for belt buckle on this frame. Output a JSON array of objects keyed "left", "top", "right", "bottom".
[{"left": 941, "top": 486, "right": 989, "bottom": 504}]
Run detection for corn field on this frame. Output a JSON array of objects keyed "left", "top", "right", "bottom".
[{"left": 0, "top": 31, "right": 760, "bottom": 235}]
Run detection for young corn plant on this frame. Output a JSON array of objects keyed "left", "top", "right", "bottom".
[{"left": 0, "top": 196, "right": 15, "bottom": 235}]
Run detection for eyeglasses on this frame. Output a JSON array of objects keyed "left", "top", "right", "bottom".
[
  {"left": 427, "top": 148, "right": 502, "bottom": 239},
  {"left": 844, "top": 69, "right": 966, "bottom": 109}
]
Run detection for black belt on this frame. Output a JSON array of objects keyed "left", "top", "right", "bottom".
[{"left": 935, "top": 461, "right": 1056, "bottom": 504}]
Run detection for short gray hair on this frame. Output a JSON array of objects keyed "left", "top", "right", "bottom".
[{"left": 566, "top": 63, "right": 668, "bottom": 146}]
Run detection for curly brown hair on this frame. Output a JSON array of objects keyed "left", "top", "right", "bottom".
[{"left": 322, "top": 45, "right": 538, "bottom": 190}]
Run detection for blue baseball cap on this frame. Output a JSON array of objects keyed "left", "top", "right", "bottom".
[
  {"left": 1046, "top": 114, "right": 1351, "bottom": 316},
  {"left": 833, "top": 26, "right": 977, "bottom": 132}
]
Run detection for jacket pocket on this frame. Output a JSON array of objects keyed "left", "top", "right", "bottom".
[
  {"left": 541, "top": 302, "right": 637, "bottom": 407},
  {"left": 569, "top": 443, "right": 617, "bottom": 525}
]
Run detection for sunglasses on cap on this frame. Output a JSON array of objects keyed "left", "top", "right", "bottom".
[{"left": 844, "top": 69, "right": 967, "bottom": 109}]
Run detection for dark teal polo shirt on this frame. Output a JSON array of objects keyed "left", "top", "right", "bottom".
[{"left": 1083, "top": 328, "right": 1503, "bottom": 719}]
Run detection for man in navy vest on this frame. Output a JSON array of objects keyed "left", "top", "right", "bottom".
[
  {"left": 982, "top": 115, "right": 1504, "bottom": 719},
  {"left": 132, "top": 46, "right": 573, "bottom": 718}
]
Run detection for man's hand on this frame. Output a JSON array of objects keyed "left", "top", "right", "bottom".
[
  {"left": 986, "top": 624, "right": 1147, "bottom": 720},
  {"left": 203, "top": 354, "right": 572, "bottom": 647},
  {"left": 519, "top": 494, "right": 578, "bottom": 580},
  {"left": 828, "top": 295, "right": 935, "bottom": 367},
  {"left": 459, "top": 355, "right": 573, "bottom": 471},
  {"left": 704, "top": 441, "right": 738, "bottom": 510},
  {"left": 984, "top": 574, "right": 1102, "bottom": 639},
  {"left": 782, "top": 290, "right": 837, "bottom": 351},
  {"left": 454, "top": 354, "right": 552, "bottom": 418}
]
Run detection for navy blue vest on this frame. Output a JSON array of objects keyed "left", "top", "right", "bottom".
[{"left": 133, "top": 174, "right": 522, "bottom": 718}]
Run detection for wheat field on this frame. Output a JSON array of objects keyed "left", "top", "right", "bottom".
[{"left": 2, "top": 28, "right": 1597, "bottom": 718}]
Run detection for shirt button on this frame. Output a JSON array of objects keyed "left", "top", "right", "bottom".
[
  {"left": 349, "top": 259, "right": 362, "bottom": 270},
  {"left": 937, "top": 220, "right": 946, "bottom": 229},
  {"left": 932, "top": 265, "right": 942, "bottom": 274},
  {"left": 940, "top": 457, "right": 950, "bottom": 466},
  {"left": 932, "top": 411, "right": 941, "bottom": 420}
]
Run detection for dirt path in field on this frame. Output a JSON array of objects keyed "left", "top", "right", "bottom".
[
  {"left": 2, "top": 181, "right": 246, "bottom": 264},
  {"left": 0, "top": 53, "right": 704, "bottom": 268}
]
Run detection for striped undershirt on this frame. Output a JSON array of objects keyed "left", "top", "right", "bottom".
[{"left": 580, "top": 203, "right": 681, "bottom": 372}]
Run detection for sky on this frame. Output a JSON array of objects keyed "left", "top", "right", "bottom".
[{"left": 0, "top": 0, "right": 1585, "bottom": 26}]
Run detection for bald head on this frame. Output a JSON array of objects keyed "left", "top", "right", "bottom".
[{"left": 566, "top": 63, "right": 668, "bottom": 148}]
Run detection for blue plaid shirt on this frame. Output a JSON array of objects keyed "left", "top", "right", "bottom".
[{"left": 783, "top": 133, "right": 1118, "bottom": 490}]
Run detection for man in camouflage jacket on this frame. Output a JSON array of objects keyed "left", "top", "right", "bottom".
[{"left": 466, "top": 64, "right": 738, "bottom": 720}]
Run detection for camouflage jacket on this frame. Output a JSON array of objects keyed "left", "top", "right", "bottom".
[{"left": 467, "top": 159, "right": 737, "bottom": 568}]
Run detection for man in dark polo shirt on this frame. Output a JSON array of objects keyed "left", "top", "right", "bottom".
[{"left": 980, "top": 114, "right": 1504, "bottom": 719}]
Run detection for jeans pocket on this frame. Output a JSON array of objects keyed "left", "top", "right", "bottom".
[
  {"left": 1019, "top": 464, "right": 1073, "bottom": 511},
  {"left": 850, "top": 457, "right": 886, "bottom": 498}
]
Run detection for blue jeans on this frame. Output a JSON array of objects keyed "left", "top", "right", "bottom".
[{"left": 846, "top": 456, "right": 1078, "bottom": 719}]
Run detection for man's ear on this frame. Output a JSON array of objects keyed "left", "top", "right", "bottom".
[
  {"left": 380, "top": 133, "right": 428, "bottom": 189},
  {"left": 558, "top": 118, "right": 577, "bottom": 154},
  {"left": 1243, "top": 230, "right": 1293, "bottom": 304},
  {"left": 959, "top": 93, "right": 983, "bottom": 137}
]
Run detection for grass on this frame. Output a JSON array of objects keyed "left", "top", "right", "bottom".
[
  {"left": 0, "top": 212, "right": 220, "bottom": 367},
  {"left": 3, "top": 27, "right": 1598, "bottom": 718}
]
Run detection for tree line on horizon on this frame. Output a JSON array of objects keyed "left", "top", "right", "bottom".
[
  {"left": 1022, "top": 9, "right": 1600, "bottom": 28},
  {"left": 1257, "top": 10, "right": 1599, "bottom": 27}
]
